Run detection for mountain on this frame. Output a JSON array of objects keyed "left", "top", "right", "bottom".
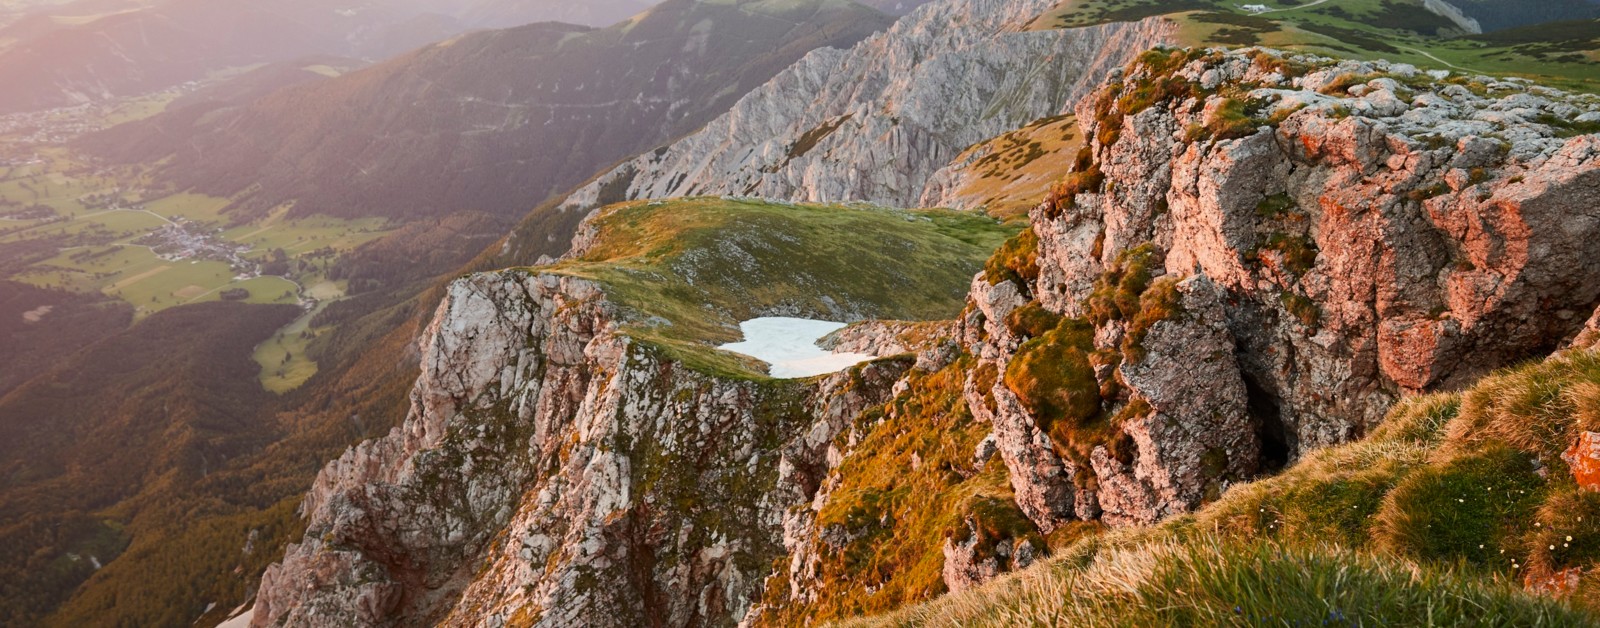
[
  {"left": 0, "top": 281, "right": 131, "bottom": 397},
  {"left": 0, "top": 3, "right": 895, "bottom": 624},
  {"left": 81, "top": 0, "right": 894, "bottom": 222},
  {"left": 249, "top": 42, "right": 1600, "bottom": 628},
  {"left": 856, "top": 0, "right": 936, "bottom": 14},
  {"left": 0, "top": 0, "right": 658, "bottom": 114},
  {"left": 250, "top": 198, "right": 1012, "bottom": 627},
  {"left": 13, "top": 0, "right": 1600, "bottom": 626},
  {"left": 553, "top": 0, "right": 1172, "bottom": 218}
]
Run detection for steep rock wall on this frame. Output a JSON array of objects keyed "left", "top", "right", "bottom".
[
  {"left": 555, "top": 0, "right": 1172, "bottom": 214},
  {"left": 963, "top": 48, "right": 1600, "bottom": 531},
  {"left": 249, "top": 272, "right": 910, "bottom": 626}
]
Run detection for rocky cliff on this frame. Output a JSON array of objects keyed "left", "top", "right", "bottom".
[
  {"left": 246, "top": 199, "right": 1008, "bottom": 627},
  {"left": 555, "top": 0, "right": 1173, "bottom": 215},
  {"left": 250, "top": 271, "right": 912, "bottom": 627},
  {"left": 962, "top": 47, "right": 1600, "bottom": 531},
  {"left": 249, "top": 43, "right": 1600, "bottom": 628}
]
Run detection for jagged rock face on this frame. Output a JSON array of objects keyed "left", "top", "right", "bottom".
[
  {"left": 556, "top": 0, "right": 1172, "bottom": 215},
  {"left": 250, "top": 271, "right": 909, "bottom": 627},
  {"left": 940, "top": 519, "right": 1039, "bottom": 594},
  {"left": 963, "top": 48, "right": 1600, "bottom": 533},
  {"left": 1091, "top": 276, "right": 1257, "bottom": 526}
]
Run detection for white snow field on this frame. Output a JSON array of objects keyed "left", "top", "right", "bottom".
[
  {"left": 216, "top": 608, "right": 253, "bottom": 628},
  {"left": 717, "top": 317, "right": 877, "bottom": 378}
]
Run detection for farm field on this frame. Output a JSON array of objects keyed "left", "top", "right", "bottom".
[
  {"left": 0, "top": 156, "right": 395, "bottom": 318},
  {"left": 252, "top": 292, "right": 338, "bottom": 394}
]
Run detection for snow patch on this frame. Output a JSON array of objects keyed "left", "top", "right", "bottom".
[
  {"left": 216, "top": 607, "right": 253, "bottom": 628},
  {"left": 718, "top": 317, "right": 875, "bottom": 378}
]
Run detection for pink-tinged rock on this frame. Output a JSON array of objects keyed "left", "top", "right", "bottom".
[
  {"left": 1525, "top": 567, "right": 1585, "bottom": 597},
  {"left": 1562, "top": 431, "right": 1600, "bottom": 492}
]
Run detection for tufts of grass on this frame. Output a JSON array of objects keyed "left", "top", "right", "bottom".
[
  {"left": 1122, "top": 276, "right": 1185, "bottom": 364},
  {"left": 1005, "top": 318, "right": 1103, "bottom": 438},
  {"left": 1085, "top": 244, "right": 1164, "bottom": 326},
  {"left": 1185, "top": 97, "right": 1263, "bottom": 143},
  {"left": 756, "top": 356, "right": 1034, "bottom": 625},
  {"left": 983, "top": 227, "right": 1040, "bottom": 287},
  {"left": 1004, "top": 300, "right": 1063, "bottom": 339},
  {"left": 1280, "top": 291, "right": 1321, "bottom": 328},
  {"left": 845, "top": 346, "right": 1600, "bottom": 626},
  {"left": 1373, "top": 442, "right": 1547, "bottom": 568},
  {"left": 1252, "top": 232, "right": 1319, "bottom": 278},
  {"left": 848, "top": 535, "right": 1594, "bottom": 628}
]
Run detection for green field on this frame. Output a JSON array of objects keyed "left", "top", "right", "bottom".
[
  {"left": 1029, "top": 0, "right": 1600, "bottom": 92},
  {"left": 222, "top": 205, "right": 392, "bottom": 255},
  {"left": 1, "top": 156, "right": 394, "bottom": 320},
  {"left": 252, "top": 291, "right": 341, "bottom": 394},
  {"left": 540, "top": 197, "right": 1017, "bottom": 378}
]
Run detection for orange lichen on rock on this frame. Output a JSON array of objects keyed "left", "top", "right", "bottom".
[{"left": 1563, "top": 431, "right": 1600, "bottom": 492}]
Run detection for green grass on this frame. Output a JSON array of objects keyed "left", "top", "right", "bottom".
[
  {"left": 844, "top": 347, "right": 1600, "bottom": 626},
  {"left": 1026, "top": 0, "right": 1600, "bottom": 92},
  {"left": 143, "top": 193, "right": 232, "bottom": 223},
  {"left": 938, "top": 114, "right": 1085, "bottom": 220},
  {"left": 220, "top": 205, "right": 393, "bottom": 254},
  {"left": 535, "top": 197, "right": 1016, "bottom": 379},
  {"left": 1, "top": 155, "right": 393, "bottom": 318},
  {"left": 850, "top": 535, "right": 1595, "bottom": 627},
  {"left": 253, "top": 300, "right": 331, "bottom": 393}
]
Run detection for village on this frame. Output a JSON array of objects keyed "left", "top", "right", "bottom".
[{"left": 134, "top": 218, "right": 260, "bottom": 278}]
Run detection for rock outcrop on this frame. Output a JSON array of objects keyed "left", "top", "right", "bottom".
[
  {"left": 250, "top": 42, "right": 1600, "bottom": 627},
  {"left": 250, "top": 271, "right": 910, "bottom": 627},
  {"left": 555, "top": 0, "right": 1172, "bottom": 215},
  {"left": 961, "top": 47, "right": 1600, "bottom": 532}
]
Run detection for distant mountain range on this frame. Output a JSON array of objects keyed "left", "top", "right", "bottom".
[
  {"left": 0, "top": 0, "right": 658, "bottom": 113},
  {"left": 81, "top": 0, "right": 894, "bottom": 223}
]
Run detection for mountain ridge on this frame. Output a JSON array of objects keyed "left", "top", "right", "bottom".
[{"left": 80, "top": 0, "right": 895, "bottom": 223}]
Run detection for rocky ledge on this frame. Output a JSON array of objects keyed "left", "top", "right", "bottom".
[
  {"left": 249, "top": 272, "right": 912, "bottom": 627},
  {"left": 963, "top": 47, "right": 1600, "bottom": 532}
]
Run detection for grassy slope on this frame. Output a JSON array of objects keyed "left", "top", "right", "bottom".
[
  {"left": 935, "top": 114, "right": 1085, "bottom": 221},
  {"left": 847, "top": 347, "right": 1600, "bottom": 626},
  {"left": 537, "top": 197, "right": 1017, "bottom": 378},
  {"left": 1027, "top": 0, "right": 1600, "bottom": 92}
]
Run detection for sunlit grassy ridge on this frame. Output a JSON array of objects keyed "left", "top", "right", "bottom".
[
  {"left": 534, "top": 197, "right": 1017, "bottom": 378},
  {"left": 1027, "top": 0, "right": 1600, "bottom": 92},
  {"left": 845, "top": 347, "right": 1600, "bottom": 626}
]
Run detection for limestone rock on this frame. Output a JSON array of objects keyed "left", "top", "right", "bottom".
[
  {"left": 250, "top": 271, "right": 909, "bottom": 627},
  {"left": 556, "top": 0, "right": 1172, "bottom": 216},
  {"left": 940, "top": 518, "right": 1040, "bottom": 594},
  {"left": 958, "top": 47, "right": 1600, "bottom": 535},
  {"left": 1092, "top": 276, "right": 1257, "bottom": 526}
]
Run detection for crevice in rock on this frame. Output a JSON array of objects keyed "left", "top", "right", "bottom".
[{"left": 1242, "top": 372, "right": 1290, "bottom": 473}]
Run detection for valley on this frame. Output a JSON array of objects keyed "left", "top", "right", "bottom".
[{"left": 2, "top": 0, "right": 1600, "bottom": 626}]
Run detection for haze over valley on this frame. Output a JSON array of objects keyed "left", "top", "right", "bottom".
[{"left": 1, "top": 1, "right": 1599, "bottom": 627}]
